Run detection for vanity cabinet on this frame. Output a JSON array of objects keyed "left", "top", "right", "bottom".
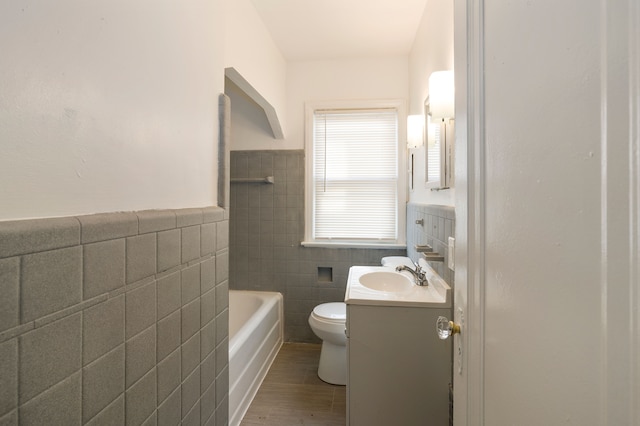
[{"left": 346, "top": 304, "right": 452, "bottom": 426}]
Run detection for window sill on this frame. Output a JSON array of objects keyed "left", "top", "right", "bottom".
[{"left": 300, "top": 241, "right": 407, "bottom": 250}]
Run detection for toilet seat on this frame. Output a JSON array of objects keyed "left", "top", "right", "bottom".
[{"left": 312, "top": 302, "right": 346, "bottom": 323}]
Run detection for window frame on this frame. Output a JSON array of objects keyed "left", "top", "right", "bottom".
[{"left": 302, "top": 99, "right": 407, "bottom": 248}]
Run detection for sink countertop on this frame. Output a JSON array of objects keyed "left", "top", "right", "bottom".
[{"left": 344, "top": 261, "right": 451, "bottom": 308}]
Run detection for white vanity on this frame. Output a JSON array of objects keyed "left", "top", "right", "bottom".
[{"left": 345, "top": 260, "right": 452, "bottom": 426}]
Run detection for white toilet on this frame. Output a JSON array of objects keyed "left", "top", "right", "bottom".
[
  {"left": 308, "top": 302, "right": 347, "bottom": 385},
  {"left": 381, "top": 256, "right": 415, "bottom": 268}
]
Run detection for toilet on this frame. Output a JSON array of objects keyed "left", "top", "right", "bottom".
[
  {"left": 308, "top": 302, "right": 347, "bottom": 385},
  {"left": 381, "top": 255, "right": 415, "bottom": 268}
]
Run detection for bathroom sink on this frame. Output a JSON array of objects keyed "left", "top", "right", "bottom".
[
  {"left": 358, "top": 271, "right": 414, "bottom": 293},
  {"left": 345, "top": 265, "right": 451, "bottom": 307}
]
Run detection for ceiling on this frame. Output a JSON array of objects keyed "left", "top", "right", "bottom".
[{"left": 250, "top": 0, "right": 428, "bottom": 61}]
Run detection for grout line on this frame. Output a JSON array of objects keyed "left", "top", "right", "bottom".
[
  {"left": 15, "top": 319, "right": 20, "bottom": 425},
  {"left": 18, "top": 256, "right": 24, "bottom": 326}
]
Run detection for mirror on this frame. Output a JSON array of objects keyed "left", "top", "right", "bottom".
[{"left": 425, "top": 97, "right": 454, "bottom": 190}]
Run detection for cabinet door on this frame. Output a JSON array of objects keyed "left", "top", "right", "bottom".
[{"left": 347, "top": 305, "right": 452, "bottom": 426}]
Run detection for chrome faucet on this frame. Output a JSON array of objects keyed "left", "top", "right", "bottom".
[{"left": 396, "top": 262, "right": 428, "bottom": 286}]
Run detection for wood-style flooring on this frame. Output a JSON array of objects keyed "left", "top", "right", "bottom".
[{"left": 240, "top": 343, "right": 346, "bottom": 425}]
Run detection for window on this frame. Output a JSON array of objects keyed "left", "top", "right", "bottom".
[
  {"left": 426, "top": 115, "right": 442, "bottom": 182},
  {"left": 303, "top": 100, "right": 407, "bottom": 248}
]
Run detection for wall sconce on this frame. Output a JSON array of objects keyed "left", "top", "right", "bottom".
[
  {"left": 428, "top": 70, "right": 454, "bottom": 120},
  {"left": 407, "top": 114, "right": 424, "bottom": 148}
]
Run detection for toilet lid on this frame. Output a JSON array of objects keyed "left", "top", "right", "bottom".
[{"left": 313, "top": 302, "right": 346, "bottom": 320}]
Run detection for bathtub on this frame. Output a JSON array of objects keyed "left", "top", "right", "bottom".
[{"left": 228, "top": 290, "right": 284, "bottom": 426}]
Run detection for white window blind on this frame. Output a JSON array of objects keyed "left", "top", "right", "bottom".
[
  {"left": 427, "top": 119, "right": 441, "bottom": 182},
  {"left": 312, "top": 108, "right": 398, "bottom": 242}
]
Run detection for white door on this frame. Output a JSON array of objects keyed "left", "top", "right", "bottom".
[{"left": 453, "top": 1, "right": 639, "bottom": 425}]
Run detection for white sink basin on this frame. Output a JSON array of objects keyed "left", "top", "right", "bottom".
[
  {"left": 358, "top": 271, "right": 414, "bottom": 293},
  {"left": 345, "top": 264, "right": 451, "bottom": 308}
]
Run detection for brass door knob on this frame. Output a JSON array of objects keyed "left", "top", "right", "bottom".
[{"left": 436, "top": 316, "right": 461, "bottom": 340}]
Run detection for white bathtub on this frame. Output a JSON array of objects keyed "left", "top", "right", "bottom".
[{"left": 228, "top": 290, "right": 284, "bottom": 426}]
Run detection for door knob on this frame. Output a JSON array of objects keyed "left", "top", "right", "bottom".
[{"left": 436, "top": 316, "right": 460, "bottom": 340}]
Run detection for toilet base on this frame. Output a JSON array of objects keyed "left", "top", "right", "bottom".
[{"left": 317, "top": 341, "right": 347, "bottom": 385}]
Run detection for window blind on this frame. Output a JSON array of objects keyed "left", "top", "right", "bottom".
[
  {"left": 312, "top": 109, "right": 398, "bottom": 242},
  {"left": 427, "top": 120, "right": 441, "bottom": 182}
]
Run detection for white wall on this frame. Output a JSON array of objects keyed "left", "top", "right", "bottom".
[
  {"left": 230, "top": 56, "right": 409, "bottom": 151},
  {"left": 224, "top": 0, "right": 287, "bottom": 138},
  {"left": 0, "top": 0, "right": 225, "bottom": 221},
  {"left": 408, "top": 0, "right": 454, "bottom": 206},
  {"left": 290, "top": 57, "right": 409, "bottom": 149}
]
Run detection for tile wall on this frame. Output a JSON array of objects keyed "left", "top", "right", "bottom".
[
  {"left": 229, "top": 150, "right": 406, "bottom": 342},
  {"left": 0, "top": 207, "right": 229, "bottom": 426},
  {"left": 406, "top": 204, "right": 455, "bottom": 286}
]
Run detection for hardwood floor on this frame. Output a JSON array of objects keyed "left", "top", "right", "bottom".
[{"left": 240, "top": 343, "right": 346, "bottom": 425}]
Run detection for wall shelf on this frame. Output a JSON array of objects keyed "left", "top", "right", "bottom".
[{"left": 230, "top": 176, "right": 274, "bottom": 184}]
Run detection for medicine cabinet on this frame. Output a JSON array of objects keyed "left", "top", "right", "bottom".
[{"left": 425, "top": 97, "right": 454, "bottom": 190}]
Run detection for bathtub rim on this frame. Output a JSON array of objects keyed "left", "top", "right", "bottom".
[{"left": 228, "top": 290, "right": 284, "bottom": 426}]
